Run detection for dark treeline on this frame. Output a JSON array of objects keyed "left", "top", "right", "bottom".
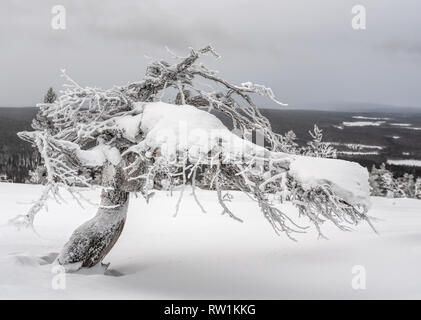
[{"left": 0, "top": 107, "right": 40, "bottom": 183}]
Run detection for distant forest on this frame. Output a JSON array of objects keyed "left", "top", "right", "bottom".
[{"left": 1, "top": 107, "right": 421, "bottom": 183}]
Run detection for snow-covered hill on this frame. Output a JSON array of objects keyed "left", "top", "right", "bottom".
[{"left": 0, "top": 183, "right": 420, "bottom": 299}]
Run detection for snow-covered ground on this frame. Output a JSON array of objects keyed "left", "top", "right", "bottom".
[
  {"left": 352, "top": 116, "right": 391, "bottom": 121},
  {"left": 387, "top": 159, "right": 421, "bottom": 167},
  {"left": 342, "top": 121, "right": 385, "bottom": 127},
  {"left": 1, "top": 183, "right": 421, "bottom": 299}
]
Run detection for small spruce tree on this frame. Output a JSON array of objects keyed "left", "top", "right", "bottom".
[{"left": 43, "top": 87, "right": 57, "bottom": 104}]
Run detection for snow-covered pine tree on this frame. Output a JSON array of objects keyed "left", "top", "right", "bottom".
[
  {"left": 13, "top": 46, "right": 374, "bottom": 271},
  {"left": 33, "top": 87, "right": 58, "bottom": 132},
  {"left": 44, "top": 87, "right": 57, "bottom": 103},
  {"left": 304, "top": 125, "right": 337, "bottom": 158}
]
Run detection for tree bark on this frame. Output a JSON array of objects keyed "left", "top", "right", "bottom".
[{"left": 57, "top": 162, "right": 129, "bottom": 270}]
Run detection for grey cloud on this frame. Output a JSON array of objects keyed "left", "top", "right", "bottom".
[{"left": 0, "top": 0, "right": 421, "bottom": 108}]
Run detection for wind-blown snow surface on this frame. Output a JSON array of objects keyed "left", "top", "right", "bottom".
[{"left": 1, "top": 183, "right": 421, "bottom": 299}]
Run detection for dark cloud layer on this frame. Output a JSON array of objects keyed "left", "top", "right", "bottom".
[{"left": 1, "top": 0, "right": 420, "bottom": 108}]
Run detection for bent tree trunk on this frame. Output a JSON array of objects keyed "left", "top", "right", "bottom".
[{"left": 57, "top": 163, "right": 129, "bottom": 270}]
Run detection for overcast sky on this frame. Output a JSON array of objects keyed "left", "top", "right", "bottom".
[{"left": 1, "top": 0, "right": 420, "bottom": 109}]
